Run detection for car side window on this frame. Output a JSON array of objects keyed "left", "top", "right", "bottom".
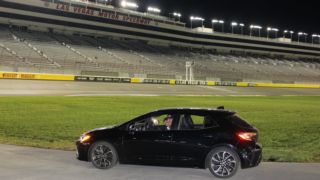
[
  {"left": 129, "top": 114, "right": 176, "bottom": 132},
  {"left": 178, "top": 113, "right": 219, "bottom": 131}
]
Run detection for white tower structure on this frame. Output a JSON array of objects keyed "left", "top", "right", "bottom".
[{"left": 185, "top": 61, "right": 195, "bottom": 81}]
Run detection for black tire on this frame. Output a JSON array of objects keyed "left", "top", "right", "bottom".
[
  {"left": 89, "top": 141, "right": 118, "bottom": 169},
  {"left": 206, "top": 146, "right": 240, "bottom": 178}
]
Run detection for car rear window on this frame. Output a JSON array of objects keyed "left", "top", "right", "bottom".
[{"left": 228, "top": 115, "right": 252, "bottom": 128}]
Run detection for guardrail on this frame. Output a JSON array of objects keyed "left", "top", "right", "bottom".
[{"left": 1, "top": 72, "right": 319, "bottom": 89}]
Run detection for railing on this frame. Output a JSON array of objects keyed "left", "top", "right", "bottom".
[
  {"left": 0, "top": 43, "right": 33, "bottom": 65},
  {"left": 99, "top": 46, "right": 129, "bottom": 64},
  {"left": 61, "top": 42, "right": 103, "bottom": 69},
  {"left": 129, "top": 50, "right": 163, "bottom": 67},
  {"left": 11, "top": 33, "right": 61, "bottom": 68}
]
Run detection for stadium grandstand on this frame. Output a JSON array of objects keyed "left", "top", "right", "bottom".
[{"left": 0, "top": 0, "right": 319, "bottom": 84}]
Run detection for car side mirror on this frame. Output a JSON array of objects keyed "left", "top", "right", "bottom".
[
  {"left": 129, "top": 130, "right": 135, "bottom": 135},
  {"left": 128, "top": 124, "right": 135, "bottom": 135}
]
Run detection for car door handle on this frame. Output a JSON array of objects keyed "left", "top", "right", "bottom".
[
  {"left": 161, "top": 134, "right": 172, "bottom": 138},
  {"left": 203, "top": 134, "right": 214, "bottom": 138},
  {"left": 155, "top": 140, "right": 171, "bottom": 143},
  {"left": 178, "top": 141, "right": 187, "bottom": 144}
]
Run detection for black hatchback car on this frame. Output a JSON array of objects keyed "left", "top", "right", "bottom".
[{"left": 76, "top": 107, "right": 262, "bottom": 178}]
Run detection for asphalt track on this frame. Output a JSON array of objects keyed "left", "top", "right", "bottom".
[
  {"left": 0, "top": 79, "right": 319, "bottom": 96},
  {"left": 0, "top": 80, "right": 320, "bottom": 180},
  {"left": 0, "top": 144, "right": 319, "bottom": 180}
]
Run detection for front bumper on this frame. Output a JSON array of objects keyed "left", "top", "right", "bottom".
[
  {"left": 239, "top": 143, "right": 262, "bottom": 169},
  {"left": 76, "top": 140, "right": 91, "bottom": 161}
]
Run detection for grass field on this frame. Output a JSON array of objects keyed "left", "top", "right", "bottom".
[{"left": 0, "top": 96, "right": 319, "bottom": 163}]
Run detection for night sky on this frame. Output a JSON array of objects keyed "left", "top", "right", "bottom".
[{"left": 115, "top": 0, "right": 320, "bottom": 38}]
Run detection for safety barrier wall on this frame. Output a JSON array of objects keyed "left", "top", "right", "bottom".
[
  {"left": 75, "top": 75, "right": 320, "bottom": 89},
  {"left": 0, "top": 72, "right": 75, "bottom": 81},
  {"left": 1, "top": 72, "right": 319, "bottom": 89},
  {"left": 249, "top": 83, "right": 320, "bottom": 89}
]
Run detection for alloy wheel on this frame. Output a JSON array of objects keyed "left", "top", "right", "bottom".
[{"left": 210, "top": 150, "right": 238, "bottom": 177}]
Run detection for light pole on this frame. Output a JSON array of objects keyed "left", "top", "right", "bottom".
[
  {"left": 290, "top": 31, "right": 294, "bottom": 40},
  {"left": 250, "top": 25, "right": 262, "bottom": 37},
  {"left": 311, "top": 34, "right": 320, "bottom": 45},
  {"left": 267, "top": 27, "right": 271, "bottom": 39},
  {"left": 274, "top": 28, "right": 279, "bottom": 38},
  {"left": 239, "top": 23, "right": 245, "bottom": 35},
  {"left": 190, "top": 16, "right": 204, "bottom": 29},
  {"left": 312, "top": 34, "right": 316, "bottom": 44},
  {"left": 231, "top": 22, "right": 238, "bottom": 34},
  {"left": 219, "top": 20, "right": 224, "bottom": 32},
  {"left": 298, "top": 32, "right": 302, "bottom": 43},
  {"left": 267, "top": 27, "right": 279, "bottom": 39},
  {"left": 172, "top": 12, "right": 182, "bottom": 21},
  {"left": 283, "top": 30, "right": 288, "bottom": 38},
  {"left": 305, "top": 33, "right": 308, "bottom": 42},
  {"left": 212, "top": 19, "right": 218, "bottom": 32},
  {"left": 298, "top": 32, "right": 307, "bottom": 43}
]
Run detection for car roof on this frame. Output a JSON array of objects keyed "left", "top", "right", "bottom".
[{"left": 151, "top": 107, "right": 236, "bottom": 115}]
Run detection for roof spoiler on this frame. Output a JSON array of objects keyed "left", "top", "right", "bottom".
[{"left": 217, "top": 106, "right": 225, "bottom": 110}]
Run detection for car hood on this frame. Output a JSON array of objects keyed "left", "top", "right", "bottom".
[{"left": 87, "top": 125, "right": 117, "bottom": 134}]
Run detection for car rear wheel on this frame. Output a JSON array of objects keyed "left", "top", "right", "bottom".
[
  {"left": 89, "top": 141, "right": 118, "bottom": 169},
  {"left": 206, "top": 146, "right": 240, "bottom": 178}
]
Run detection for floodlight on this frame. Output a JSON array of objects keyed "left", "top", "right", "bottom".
[
  {"left": 121, "top": 1, "right": 138, "bottom": 9},
  {"left": 147, "top": 7, "right": 161, "bottom": 13}
]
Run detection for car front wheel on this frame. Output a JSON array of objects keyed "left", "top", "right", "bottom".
[
  {"left": 206, "top": 146, "right": 240, "bottom": 178},
  {"left": 89, "top": 141, "right": 118, "bottom": 169}
]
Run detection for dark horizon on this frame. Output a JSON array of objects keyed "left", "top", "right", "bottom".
[{"left": 113, "top": 0, "right": 320, "bottom": 38}]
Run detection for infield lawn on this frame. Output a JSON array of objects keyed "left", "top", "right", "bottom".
[{"left": 0, "top": 96, "right": 319, "bottom": 162}]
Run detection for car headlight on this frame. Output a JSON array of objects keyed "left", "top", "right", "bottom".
[{"left": 80, "top": 134, "right": 91, "bottom": 143}]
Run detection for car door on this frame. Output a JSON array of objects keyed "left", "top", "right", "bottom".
[
  {"left": 171, "top": 111, "right": 220, "bottom": 166},
  {"left": 122, "top": 112, "right": 178, "bottom": 164}
]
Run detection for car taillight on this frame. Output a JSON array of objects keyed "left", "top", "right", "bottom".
[{"left": 237, "top": 132, "right": 257, "bottom": 141}]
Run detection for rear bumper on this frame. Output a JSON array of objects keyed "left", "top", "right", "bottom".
[
  {"left": 239, "top": 143, "right": 262, "bottom": 169},
  {"left": 76, "top": 140, "right": 91, "bottom": 161}
]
